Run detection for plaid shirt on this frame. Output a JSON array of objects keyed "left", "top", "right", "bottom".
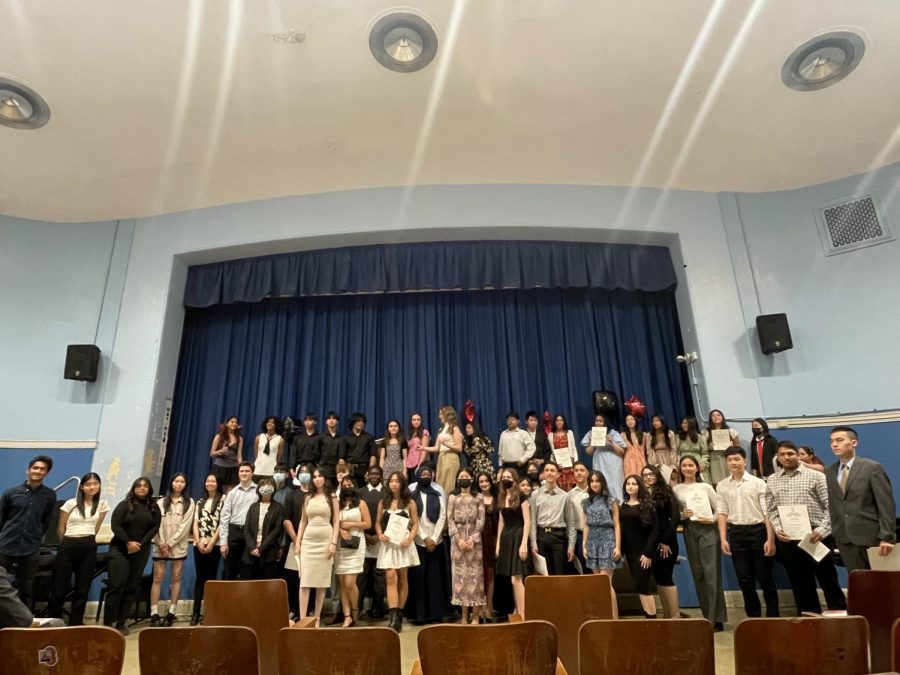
[{"left": 765, "top": 464, "right": 831, "bottom": 538}]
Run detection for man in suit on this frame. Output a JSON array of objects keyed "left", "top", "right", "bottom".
[{"left": 825, "top": 426, "right": 896, "bottom": 572}]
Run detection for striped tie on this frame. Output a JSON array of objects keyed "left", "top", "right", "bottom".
[{"left": 840, "top": 465, "right": 849, "bottom": 494}]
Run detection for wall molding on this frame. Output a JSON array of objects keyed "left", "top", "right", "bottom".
[
  {"left": 0, "top": 440, "right": 98, "bottom": 449},
  {"left": 770, "top": 410, "right": 900, "bottom": 429}
]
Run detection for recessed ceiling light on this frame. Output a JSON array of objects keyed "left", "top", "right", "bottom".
[
  {"left": 369, "top": 12, "right": 437, "bottom": 73},
  {"left": 782, "top": 31, "right": 865, "bottom": 92},
  {"left": 0, "top": 77, "right": 50, "bottom": 130}
]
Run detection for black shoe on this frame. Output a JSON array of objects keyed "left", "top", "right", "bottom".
[
  {"left": 189, "top": 616, "right": 200, "bottom": 626},
  {"left": 387, "top": 609, "right": 400, "bottom": 633},
  {"left": 643, "top": 611, "right": 657, "bottom": 619},
  {"left": 713, "top": 622, "right": 724, "bottom": 633},
  {"left": 150, "top": 613, "right": 161, "bottom": 627},
  {"left": 116, "top": 624, "right": 130, "bottom": 637},
  {"left": 396, "top": 611, "right": 404, "bottom": 632},
  {"left": 164, "top": 612, "right": 176, "bottom": 627},
  {"left": 368, "top": 608, "right": 385, "bottom": 619}
]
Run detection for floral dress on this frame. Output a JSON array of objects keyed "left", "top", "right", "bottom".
[
  {"left": 447, "top": 493, "right": 486, "bottom": 606},
  {"left": 464, "top": 435, "right": 495, "bottom": 480}
]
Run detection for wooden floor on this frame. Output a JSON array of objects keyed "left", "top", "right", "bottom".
[{"left": 112, "top": 607, "right": 747, "bottom": 674}]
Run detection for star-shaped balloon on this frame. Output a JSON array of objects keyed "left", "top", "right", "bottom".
[
  {"left": 542, "top": 411, "right": 553, "bottom": 436},
  {"left": 463, "top": 399, "right": 476, "bottom": 423},
  {"left": 623, "top": 394, "right": 647, "bottom": 419}
]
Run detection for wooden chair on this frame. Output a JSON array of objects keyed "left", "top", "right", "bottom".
[
  {"left": 849, "top": 570, "right": 900, "bottom": 673},
  {"left": 577, "top": 618, "right": 714, "bottom": 674},
  {"left": 734, "top": 617, "right": 869, "bottom": 675},
  {"left": 203, "top": 579, "right": 289, "bottom": 675},
  {"left": 892, "top": 617, "right": 900, "bottom": 671},
  {"left": 278, "top": 626, "right": 400, "bottom": 674},
  {"left": 411, "top": 621, "right": 562, "bottom": 675},
  {"left": 138, "top": 626, "right": 258, "bottom": 674},
  {"left": 524, "top": 574, "right": 614, "bottom": 675},
  {"left": 0, "top": 625, "right": 124, "bottom": 675}
]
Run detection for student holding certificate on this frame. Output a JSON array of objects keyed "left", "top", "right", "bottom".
[
  {"left": 375, "top": 471, "right": 420, "bottom": 632},
  {"left": 766, "top": 441, "right": 846, "bottom": 613},
  {"left": 581, "top": 413, "right": 626, "bottom": 503},
  {"left": 673, "top": 456, "right": 726, "bottom": 631},
  {"left": 704, "top": 409, "right": 741, "bottom": 485},
  {"left": 550, "top": 414, "right": 578, "bottom": 490}
]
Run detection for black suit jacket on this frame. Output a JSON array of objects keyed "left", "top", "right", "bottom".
[
  {"left": 825, "top": 456, "right": 896, "bottom": 546},
  {"left": 750, "top": 435, "right": 778, "bottom": 478},
  {"left": 361, "top": 484, "right": 383, "bottom": 538},
  {"left": 531, "top": 429, "right": 553, "bottom": 463},
  {"left": 243, "top": 500, "right": 285, "bottom": 563}
]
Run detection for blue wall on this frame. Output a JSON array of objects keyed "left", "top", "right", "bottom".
[{"left": 0, "top": 449, "right": 95, "bottom": 496}]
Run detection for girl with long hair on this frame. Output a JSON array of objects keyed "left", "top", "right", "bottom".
[
  {"left": 49, "top": 472, "right": 110, "bottom": 625},
  {"left": 797, "top": 445, "right": 825, "bottom": 472},
  {"left": 150, "top": 472, "right": 195, "bottom": 626},
  {"left": 296, "top": 468, "right": 341, "bottom": 626},
  {"left": 209, "top": 416, "right": 243, "bottom": 490},
  {"left": 673, "top": 455, "right": 726, "bottom": 631},
  {"left": 647, "top": 415, "right": 678, "bottom": 484},
  {"left": 581, "top": 470, "right": 620, "bottom": 618},
  {"left": 375, "top": 471, "right": 420, "bottom": 632},
  {"left": 379, "top": 420, "right": 408, "bottom": 483},
  {"left": 618, "top": 474, "right": 658, "bottom": 618},
  {"left": 463, "top": 420, "right": 495, "bottom": 481},
  {"left": 550, "top": 414, "right": 578, "bottom": 490},
  {"left": 334, "top": 476, "right": 372, "bottom": 627},
  {"left": 448, "top": 467, "right": 486, "bottom": 624},
  {"left": 704, "top": 409, "right": 740, "bottom": 485},
  {"left": 622, "top": 414, "right": 649, "bottom": 479},
  {"left": 190, "top": 473, "right": 223, "bottom": 625},
  {"left": 641, "top": 465, "right": 680, "bottom": 618},
  {"left": 404, "top": 412, "right": 431, "bottom": 484},
  {"left": 423, "top": 406, "right": 464, "bottom": 495},
  {"left": 104, "top": 477, "right": 161, "bottom": 635},
  {"left": 495, "top": 467, "right": 532, "bottom": 618},
  {"left": 677, "top": 416, "right": 710, "bottom": 482}
]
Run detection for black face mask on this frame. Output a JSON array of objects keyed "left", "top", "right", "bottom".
[
  {"left": 458, "top": 479, "right": 472, "bottom": 489},
  {"left": 501, "top": 479, "right": 514, "bottom": 489},
  {"left": 527, "top": 472, "right": 540, "bottom": 481},
  {"left": 419, "top": 476, "right": 432, "bottom": 487}
]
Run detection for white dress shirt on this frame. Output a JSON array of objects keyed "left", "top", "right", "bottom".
[
  {"left": 499, "top": 428, "right": 537, "bottom": 465},
  {"left": 716, "top": 472, "right": 768, "bottom": 525}
]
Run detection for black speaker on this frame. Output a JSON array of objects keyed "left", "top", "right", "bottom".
[
  {"left": 755, "top": 314, "right": 793, "bottom": 354},
  {"left": 64, "top": 344, "right": 101, "bottom": 382}
]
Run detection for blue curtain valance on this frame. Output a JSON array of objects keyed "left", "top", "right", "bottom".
[{"left": 184, "top": 240, "right": 676, "bottom": 308}]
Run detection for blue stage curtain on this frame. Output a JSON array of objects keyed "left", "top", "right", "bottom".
[
  {"left": 184, "top": 241, "right": 677, "bottom": 308},
  {"left": 166, "top": 287, "right": 693, "bottom": 485}
]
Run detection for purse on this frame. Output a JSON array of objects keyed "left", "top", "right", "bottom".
[{"left": 340, "top": 535, "right": 361, "bottom": 549}]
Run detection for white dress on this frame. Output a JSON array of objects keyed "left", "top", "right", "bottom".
[
  {"left": 334, "top": 505, "right": 365, "bottom": 575},
  {"left": 254, "top": 433, "right": 283, "bottom": 477},
  {"left": 376, "top": 506, "right": 420, "bottom": 570}
]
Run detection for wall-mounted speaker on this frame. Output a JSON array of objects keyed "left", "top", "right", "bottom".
[
  {"left": 64, "top": 344, "right": 101, "bottom": 382},
  {"left": 755, "top": 314, "right": 793, "bottom": 355}
]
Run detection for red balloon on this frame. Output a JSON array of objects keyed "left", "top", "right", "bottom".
[
  {"left": 463, "top": 399, "right": 476, "bottom": 423},
  {"left": 624, "top": 394, "right": 647, "bottom": 419}
]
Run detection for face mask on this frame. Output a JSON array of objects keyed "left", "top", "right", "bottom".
[
  {"left": 458, "top": 479, "right": 472, "bottom": 489},
  {"left": 298, "top": 472, "right": 311, "bottom": 485},
  {"left": 527, "top": 472, "right": 540, "bottom": 481},
  {"left": 258, "top": 485, "right": 275, "bottom": 497},
  {"left": 419, "top": 476, "right": 432, "bottom": 487},
  {"left": 273, "top": 473, "right": 285, "bottom": 487},
  {"left": 501, "top": 479, "right": 514, "bottom": 489}
]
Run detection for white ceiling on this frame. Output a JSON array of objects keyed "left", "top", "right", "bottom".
[{"left": 2, "top": 0, "right": 899, "bottom": 222}]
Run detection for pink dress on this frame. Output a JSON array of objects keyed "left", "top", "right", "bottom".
[
  {"left": 623, "top": 431, "right": 647, "bottom": 478},
  {"left": 405, "top": 430, "right": 430, "bottom": 470}
]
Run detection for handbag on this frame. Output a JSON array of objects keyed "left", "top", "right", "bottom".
[{"left": 340, "top": 535, "right": 361, "bottom": 549}]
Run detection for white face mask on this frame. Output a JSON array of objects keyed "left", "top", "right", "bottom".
[
  {"left": 258, "top": 485, "right": 275, "bottom": 497},
  {"left": 273, "top": 473, "right": 286, "bottom": 487}
]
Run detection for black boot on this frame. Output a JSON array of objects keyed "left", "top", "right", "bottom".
[
  {"left": 388, "top": 608, "right": 400, "bottom": 632},
  {"left": 396, "top": 610, "right": 403, "bottom": 632}
]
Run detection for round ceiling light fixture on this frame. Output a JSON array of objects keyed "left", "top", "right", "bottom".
[
  {"left": 781, "top": 31, "right": 865, "bottom": 92},
  {"left": 0, "top": 77, "right": 51, "bottom": 130},
  {"left": 369, "top": 12, "right": 438, "bottom": 73}
]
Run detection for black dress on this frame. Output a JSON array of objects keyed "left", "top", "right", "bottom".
[
  {"left": 496, "top": 503, "right": 533, "bottom": 577},
  {"left": 618, "top": 501, "right": 658, "bottom": 595},
  {"left": 651, "top": 493, "right": 680, "bottom": 587}
]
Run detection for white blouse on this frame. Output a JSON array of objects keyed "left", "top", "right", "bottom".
[{"left": 60, "top": 498, "right": 110, "bottom": 537}]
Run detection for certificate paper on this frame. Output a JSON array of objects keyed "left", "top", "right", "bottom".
[
  {"left": 532, "top": 552, "right": 549, "bottom": 576},
  {"left": 710, "top": 429, "right": 732, "bottom": 451},
  {"left": 590, "top": 427, "right": 608, "bottom": 447},
  {"left": 683, "top": 486, "right": 714, "bottom": 521},
  {"left": 867, "top": 545, "right": 900, "bottom": 571},
  {"left": 384, "top": 513, "right": 410, "bottom": 545},
  {"left": 553, "top": 447, "right": 573, "bottom": 468},
  {"left": 798, "top": 534, "right": 830, "bottom": 562},
  {"left": 778, "top": 504, "right": 812, "bottom": 540}
]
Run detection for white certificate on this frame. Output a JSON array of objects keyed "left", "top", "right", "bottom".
[
  {"left": 284, "top": 548, "right": 300, "bottom": 572},
  {"left": 711, "top": 429, "right": 732, "bottom": 451},
  {"left": 867, "top": 545, "right": 900, "bottom": 571},
  {"left": 778, "top": 504, "right": 812, "bottom": 540},
  {"left": 683, "top": 486, "right": 714, "bottom": 521},
  {"left": 384, "top": 512, "right": 410, "bottom": 545},
  {"left": 799, "top": 534, "right": 830, "bottom": 562},
  {"left": 590, "top": 427, "right": 608, "bottom": 447},
  {"left": 532, "top": 552, "right": 549, "bottom": 576},
  {"left": 553, "top": 447, "right": 573, "bottom": 468}
]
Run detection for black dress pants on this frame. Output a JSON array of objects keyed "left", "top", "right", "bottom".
[
  {"left": 0, "top": 552, "right": 40, "bottom": 611},
  {"left": 536, "top": 529, "right": 569, "bottom": 576},
  {"left": 357, "top": 556, "right": 386, "bottom": 614},
  {"left": 104, "top": 545, "right": 150, "bottom": 627},
  {"left": 223, "top": 526, "right": 246, "bottom": 580},
  {"left": 728, "top": 523, "right": 779, "bottom": 617},
  {"left": 49, "top": 536, "right": 97, "bottom": 624},
  {"left": 776, "top": 536, "right": 847, "bottom": 613},
  {"left": 191, "top": 547, "right": 221, "bottom": 618}
]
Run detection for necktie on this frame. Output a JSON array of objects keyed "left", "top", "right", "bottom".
[{"left": 840, "top": 464, "right": 849, "bottom": 494}]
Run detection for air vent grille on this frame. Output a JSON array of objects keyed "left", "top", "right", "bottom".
[{"left": 818, "top": 195, "right": 893, "bottom": 255}]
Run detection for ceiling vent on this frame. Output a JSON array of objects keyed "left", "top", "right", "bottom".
[{"left": 816, "top": 194, "right": 894, "bottom": 256}]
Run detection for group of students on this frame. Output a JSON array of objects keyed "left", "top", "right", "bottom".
[{"left": 0, "top": 406, "right": 895, "bottom": 636}]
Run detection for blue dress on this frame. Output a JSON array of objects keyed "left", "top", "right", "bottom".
[{"left": 582, "top": 496, "right": 618, "bottom": 570}]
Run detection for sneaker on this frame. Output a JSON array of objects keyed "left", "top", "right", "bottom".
[
  {"left": 150, "top": 613, "right": 161, "bottom": 627},
  {"left": 164, "top": 612, "right": 176, "bottom": 627}
]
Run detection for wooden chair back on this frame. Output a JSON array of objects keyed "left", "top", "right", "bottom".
[
  {"left": 0, "top": 625, "right": 124, "bottom": 675},
  {"left": 524, "top": 574, "right": 613, "bottom": 674},
  {"left": 138, "top": 626, "right": 258, "bottom": 674},
  {"left": 577, "top": 618, "right": 714, "bottom": 674},
  {"left": 416, "top": 621, "right": 559, "bottom": 675},
  {"left": 203, "top": 579, "right": 289, "bottom": 675},
  {"left": 891, "top": 617, "right": 900, "bottom": 672},
  {"left": 849, "top": 569, "right": 900, "bottom": 673},
  {"left": 278, "top": 626, "right": 400, "bottom": 674},
  {"left": 734, "top": 617, "right": 869, "bottom": 675}
]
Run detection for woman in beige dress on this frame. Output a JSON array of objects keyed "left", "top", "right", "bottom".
[
  {"left": 424, "top": 406, "right": 464, "bottom": 494},
  {"left": 295, "top": 468, "right": 340, "bottom": 626}
]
